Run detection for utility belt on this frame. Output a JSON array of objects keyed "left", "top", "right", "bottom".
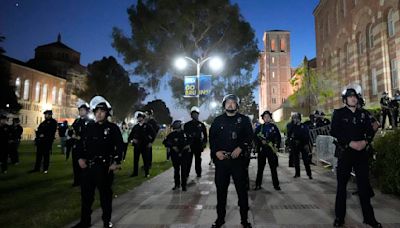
[{"left": 87, "top": 156, "right": 111, "bottom": 168}]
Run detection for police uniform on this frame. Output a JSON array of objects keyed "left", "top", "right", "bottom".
[
  {"left": 380, "top": 93, "right": 392, "bottom": 129},
  {"left": 163, "top": 121, "right": 191, "bottom": 191},
  {"left": 331, "top": 107, "right": 381, "bottom": 226},
  {"left": 128, "top": 118, "right": 155, "bottom": 177},
  {"left": 0, "top": 116, "right": 11, "bottom": 173},
  {"left": 209, "top": 112, "right": 253, "bottom": 227},
  {"left": 254, "top": 120, "right": 281, "bottom": 190},
  {"left": 286, "top": 118, "right": 312, "bottom": 179},
  {"left": 184, "top": 118, "right": 207, "bottom": 177},
  {"left": 146, "top": 112, "right": 159, "bottom": 168},
  {"left": 71, "top": 116, "right": 94, "bottom": 186},
  {"left": 32, "top": 111, "right": 57, "bottom": 172},
  {"left": 76, "top": 103, "right": 123, "bottom": 228},
  {"left": 10, "top": 119, "right": 23, "bottom": 164}
]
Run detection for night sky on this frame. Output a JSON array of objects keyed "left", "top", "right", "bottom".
[{"left": 0, "top": 0, "right": 320, "bottom": 120}]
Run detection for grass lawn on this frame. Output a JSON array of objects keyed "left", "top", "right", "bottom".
[{"left": 0, "top": 139, "right": 171, "bottom": 228}]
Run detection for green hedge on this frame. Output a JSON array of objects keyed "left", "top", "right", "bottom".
[{"left": 372, "top": 129, "right": 400, "bottom": 195}]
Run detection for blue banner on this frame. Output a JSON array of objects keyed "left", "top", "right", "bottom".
[{"left": 184, "top": 75, "right": 212, "bottom": 97}]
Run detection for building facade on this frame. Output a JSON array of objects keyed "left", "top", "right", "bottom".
[
  {"left": 314, "top": 0, "right": 400, "bottom": 109},
  {"left": 259, "top": 30, "right": 294, "bottom": 117},
  {"left": 2, "top": 35, "right": 87, "bottom": 139}
]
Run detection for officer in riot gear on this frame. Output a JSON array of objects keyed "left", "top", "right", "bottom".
[
  {"left": 128, "top": 112, "right": 155, "bottom": 177},
  {"left": 163, "top": 120, "right": 191, "bottom": 191},
  {"left": 10, "top": 117, "right": 23, "bottom": 165},
  {"left": 184, "top": 106, "right": 207, "bottom": 178},
  {"left": 70, "top": 101, "right": 94, "bottom": 187},
  {"left": 145, "top": 109, "right": 159, "bottom": 169},
  {"left": 286, "top": 112, "right": 312, "bottom": 179},
  {"left": 380, "top": 91, "right": 392, "bottom": 129},
  {"left": 254, "top": 110, "right": 281, "bottom": 191},
  {"left": 331, "top": 86, "right": 381, "bottom": 228},
  {"left": 73, "top": 96, "right": 123, "bottom": 228},
  {"left": 0, "top": 114, "right": 11, "bottom": 174},
  {"left": 29, "top": 110, "right": 57, "bottom": 174},
  {"left": 209, "top": 94, "right": 253, "bottom": 228}
]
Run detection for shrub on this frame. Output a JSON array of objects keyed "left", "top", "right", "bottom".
[{"left": 372, "top": 129, "right": 400, "bottom": 195}]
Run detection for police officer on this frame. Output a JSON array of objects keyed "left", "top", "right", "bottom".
[
  {"left": 254, "top": 110, "right": 281, "bottom": 191},
  {"left": 70, "top": 102, "right": 94, "bottom": 187},
  {"left": 209, "top": 94, "right": 253, "bottom": 228},
  {"left": 29, "top": 110, "right": 57, "bottom": 174},
  {"left": 73, "top": 96, "right": 123, "bottom": 228},
  {"left": 316, "top": 112, "right": 331, "bottom": 127},
  {"left": 128, "top": 112, "right": 155, "bottom": 177},
  {"left": 58, "top": 120, "right": 68, "bottom": 154},
  {"left": 286, "top": 112, "right": 312, "bottom": 179},
  {"left": 0, "top": 114, "right": 11, "bottom": 174},
  {"left": 163, "top": 120, "right": 191, "bottom": 191},
  {"left": 380, "top": 91, "right": 392, "bottom": 129},
  {"left": 331, "top": 86, "right": 381, "bottom": 228},
  {"left": 184, "top": 106, "right": 207, "bottom": 178},
  {"left": 145, "top": 109, "right": 159, "bottom": 169},
  {"left": 10, "top": 117, "right": 23, "bottom": 165}
]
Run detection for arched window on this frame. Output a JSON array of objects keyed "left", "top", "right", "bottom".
[
  {"left": 15, "top": 77, "right": 21, "bottom": 97},
  {"left": 58, "top": 88, "right": 63, "bottom": 105},
  {"left": 23, "top": 80, "right": 30, "bottom": 100},
  {"left": 42, "top": 84, "right": 48, "bottom": 103},
  {"left": 51, "top": 86, "right": 57, "bottom": 104},
  {"left": 35, "top": 82, "right": 41, "bottom": 102},
  {"left": 336, "top": 2, "right": 340, "bottom": 25},
  {"left": 367, "top": 24, "right": 374, "bottom": 48},
  {"left": 280, "top": 38, "right": 286, "bottom": 52},
  {"left": 388, "top": 9, "right": 396, "bottom": 37},
  {"left": 345, "top": 43, "right": 350, "bottom": 64},
  {"left": 342, "top": 0, "right": 346, "bottom": 17},
  {"left": 271, "top": 39, "right": 276, "bottom": 51}
]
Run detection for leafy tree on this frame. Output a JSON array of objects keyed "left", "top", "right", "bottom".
[
  {"left": 288, "top": 57, "right": 335, "bottom": 115},
  {"left": 0, "top": 36, "right": 21, "bottom": 114},
  {"left": 77, "top": 56, "right": 147, "bottom": 121},
  {"left": 112, "top": 0, "right": 259, "bottom": 108},
  {"left": 143, "top": 99, "right": 173, "bottom": 125}
]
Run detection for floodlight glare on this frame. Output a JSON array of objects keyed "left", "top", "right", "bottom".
[{"left": 174, "top": 57, "right": 187, "bottom": 70}]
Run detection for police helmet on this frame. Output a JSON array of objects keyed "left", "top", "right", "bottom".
[
  {"left": 89, "top": 96, "right": 112, "bottom": 116},
  {"left": 260, "top": 110, "right": 272, "bottom": 118},
  {"left": 76, "top": 99, "right": 90, "bottom": 110},
  {"left": 190, "top": 106, "right": 200, "bottom": 114},
  {"left": 136, "top": 111, "right": 146, "bottom": 119},
  {"left": 291, "top": 112, "right": 302, "bottom": 121},
  {"left": 222, "top": 94, "right": 240, "bottom": 108},
  {"left": 43, "top": 110, "right": 53, "bottom": 115},
  {"left": 145, "top": 109, "right": 153, "bottom": 116},
  {"left": 341, "top": 83, "right": 362, "bottom": 102},
  {"left": 171, "top": 120, "right": 183, "bottom": 130}
]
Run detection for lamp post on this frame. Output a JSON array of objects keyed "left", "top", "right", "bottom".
[{"left": 175, "top": 56, "right": 223, "bottom": 107}]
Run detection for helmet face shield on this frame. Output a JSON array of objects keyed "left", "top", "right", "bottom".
[
  {"left": 222, "top": 94, "right": 240, "bottom": 112},
  {"left": 90, "top": 96, "right": 112, "bottom": 116}
]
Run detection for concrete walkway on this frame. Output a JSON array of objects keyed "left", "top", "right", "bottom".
[{"left": 71, "top": 149, "right": 400, "bottom": 227}]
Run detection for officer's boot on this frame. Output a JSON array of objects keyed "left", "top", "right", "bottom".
[
  {"left": 333, "top": 218, "right": 344, "bottom": 227},
  {"left": 241, "top": 221, "right": 252, "bottom": 228},
  {"left": 211, "top": 219, "right": 225, "bottom": 228}
]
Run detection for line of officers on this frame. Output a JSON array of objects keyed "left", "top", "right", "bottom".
[{"left": 0, "top": 115, "right": 23, "bottom": 174}]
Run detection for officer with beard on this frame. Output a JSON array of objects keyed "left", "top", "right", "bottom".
[
  {"left": 184, "top": 106, "right": 207, "bottom": 178},
  {"left": 254, "top": 110, "right": 281, "bottom": 191},
  {"left": 331, "top": 86, "right": 381, "bottom": 228},
  {"left": 163, "top": 120, "right": 191, "bottom": 191},
  {"left": 286, "top": 112, "right": 312, "bottom": 179},
  {"left": 29, "top": 110, "right": 57, "bottom": 174},
  {"left": 70, "top": 101, "right": 94, "bottom": 187},
  {"left": 73, "top": 96, "right": 123, "bottom": 228},
  {"left": 128, "top": 112, "right": 155, "bottom": 177},
  {"left": 209, "top": 94, "right": 253, "bottom": 228}
]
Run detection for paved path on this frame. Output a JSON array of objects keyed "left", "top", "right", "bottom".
[{"left": 69, "top": 149, "right": 400, "bottom": 227}]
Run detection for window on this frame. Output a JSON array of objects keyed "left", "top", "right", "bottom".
[
  {"left": 42, "top": 84, "right": 48, "bottom": 103},
  {"left": 388, "top": 9, "right": 395, "bottom": 37},
  {"left": 372, "top": 68, "right": 377, "bottom": 95},
  {"left": 271, "top": 57, "right": 275, "bottom": 64},
  {"left": 272, "top": 87, "right": 276, "bottom": 94},
  {"left": 391, "top": 59, "right": 399, "bottom": 90},
  {"left": 336, "top": 2, "right": 340, "bottom": 25},
  {"left": 342, "top": 0, "right": 346, "bottom": 17},
  {"left": 367, "top": 24, "right": 374, "bottom": 48},
  {"left": 35, "top": 82, "right": 41, "bottom": 102},
  {"left": 51, "top": 86, "right": 57, "bottom": 104},
  {"left": 272, "top": 98, "right": 276, "bottom": 104},
  {"left": 280, "top": 38, "right": 286, "bottom": 52},
  {"left": 23, "top": 80, "right": 30, "bottom": 100},
  {"left": 345, "top": 43, "right": 350, "bottom": 63},
  {"left": 357, "top": 34, "right": 364, "bottom": 55},
  {"left": 272, "top": 71, "right": 275, "bottom": 78},
  {"left": 271, "top": 39, "right": 276, "bottom": 52},
  {"left": 58, "top": 88, "right": 63, "bottom": 105},
  {"left": 15, "top": 78, "right": 21, "bottom": 97}
]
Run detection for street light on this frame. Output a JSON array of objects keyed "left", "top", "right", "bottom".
[{"left": 174, "top": 56, "right": 224, "bottom": 107}]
